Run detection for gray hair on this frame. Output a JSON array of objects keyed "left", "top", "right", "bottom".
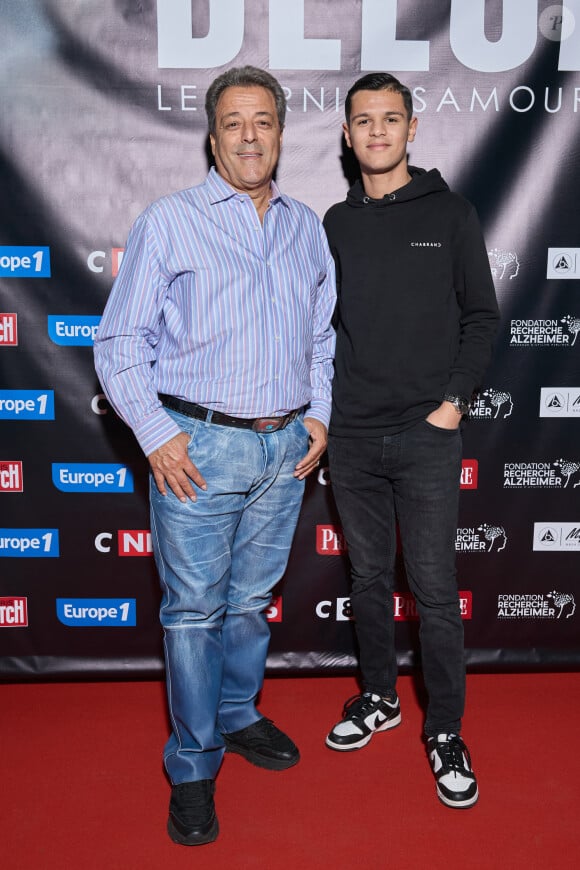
[{"left": 205, "top": 66, "right": 286, "bottom": 134}]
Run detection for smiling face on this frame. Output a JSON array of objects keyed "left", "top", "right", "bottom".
[
  {"left": 344, "top": 88, "right": 417, "bottom": 192},
  {"left": 209, "top": 85, "right": 283, "bottom": 197}
]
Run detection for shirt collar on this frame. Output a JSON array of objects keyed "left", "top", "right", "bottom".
[{"left": 206, "top": 166, "right": 288, "bottom": 208}]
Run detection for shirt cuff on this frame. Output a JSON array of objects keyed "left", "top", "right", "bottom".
[
  {"left": 305, "top": 398, "right": 331, "bottom": 430},
  {"left": 133, "top": 408, "right": 183, "bottom": 457}
]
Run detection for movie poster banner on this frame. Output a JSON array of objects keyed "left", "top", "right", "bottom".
[{"left": 1, "top": 1, "right": 579, "bottom": 679}]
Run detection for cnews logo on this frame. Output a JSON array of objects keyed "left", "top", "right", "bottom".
[
  {"left": 48, "top": 316, "right": 101, "bottom": 346},
  {"left": 0, "top": 391, "right": 55, "bottom": 420},
  {"left": 95, "top": 530, "right": 153, "bottom": 556},
  {"left": 317, "top": 464, "right": 331, "bottom": 486},
  {"left": 56, "top": 598, "right": 136, "bottom": 627},
  {"left": 0, "top": 247, "right": 50, "bottom": 278},
  {"left": 0, "top": 313, "right": 18, "bottom": 346},
  {"left": 52, "top": 464, "right": 133, "bottom": 493},
  {"left": 0, "top": 461, "right": 23, "bottom": 493},
  {"left": 91, "top": 394, "right": 112, "bottom": 415},
  {"left": 0, "top": 597, "right": 28, "bottom": 627},
  {"left": 118, "top": 530, "right": 152, "bottom": 556},
  {"left": 87, "top": 249, "right": 124, "bottom": 276},
  {"left": 0, "top": 529, "right": 59, "bottom": 558}
]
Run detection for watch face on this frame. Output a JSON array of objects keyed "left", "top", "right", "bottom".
[{"left": 445, "top": 395, "right": 468, "bottom": 414}]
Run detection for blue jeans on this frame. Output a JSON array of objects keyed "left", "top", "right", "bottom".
[
  {"left": 327, "top": 419, "right": 465, "bottom": 737},
  {"left": 150, "top": 409, "right": 308, "bottom": 783}
]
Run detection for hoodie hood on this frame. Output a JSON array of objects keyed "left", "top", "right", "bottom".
[{"left": 345, "top": 166, "right": 449, "bottom": 208}]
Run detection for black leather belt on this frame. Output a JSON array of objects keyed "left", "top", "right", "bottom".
[{"left": 159, "top": 394, "right": 302, "bottom": 433}]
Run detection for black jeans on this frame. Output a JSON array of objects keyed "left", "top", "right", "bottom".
[{"left": 327, "top": 419, "right": 465, "bottom": 737}]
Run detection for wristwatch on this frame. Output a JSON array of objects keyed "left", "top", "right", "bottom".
[{"left": 443, "top": 394, "right": 471, "bottom": 416}]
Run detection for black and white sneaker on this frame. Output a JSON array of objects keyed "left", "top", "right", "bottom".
[
  {"left": 326, "top": 692, "right": 401, "bottom": 751},
  {"left": 427, "top": 733, "right": 479, "bottom": 809}
]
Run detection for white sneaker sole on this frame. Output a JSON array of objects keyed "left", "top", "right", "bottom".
[
  {"left": 436, "top": 785, "right": 479, "bottom": 809},
  {"left": 325, "top": 712, "right": 402, "bottom": 751}
]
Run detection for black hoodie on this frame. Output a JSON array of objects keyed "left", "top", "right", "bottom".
[{"left": 323, "top": 166, "right": 500, "bottom": 436}]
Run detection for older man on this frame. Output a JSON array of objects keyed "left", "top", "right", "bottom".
[{"left": 94, "top": 66, "right": 335, "bottom": 846}]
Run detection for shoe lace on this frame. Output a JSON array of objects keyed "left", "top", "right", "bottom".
[
  {"left": 436, "top": 735, "right": 471, "bottom": 773},
  {"left": 341, "top": 693, "right": 378, "bottom": 720},
  {"left": 252, "top": 717, "right": 278, "bottom": 737},
  {"left": 175, "top": 781, "right": 213, "bottom": 812}
]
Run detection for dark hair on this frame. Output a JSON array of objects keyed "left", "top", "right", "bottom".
[
  {"left": 344, "top": 73, "right": 413, "bottom": 123},
  {"left": 205, "top": 66, "right": 286, "bottom": 134}
]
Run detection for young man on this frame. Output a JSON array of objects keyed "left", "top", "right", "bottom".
[
  {"left": 323, "top": 73, "right": 499, "bottom": 809},
  {"left": 94, "top": 66, "right": 335, "bottom": 845}
]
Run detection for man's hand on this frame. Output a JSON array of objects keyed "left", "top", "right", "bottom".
[
  {"left": 294, "top": 417, "right": 328, "bottom": 480},
  {"left": 426, "top": 401, "right": 462, "bottom": 430},
  {"left": 148, "top": 432, "right": 207, "bottom": 503}
]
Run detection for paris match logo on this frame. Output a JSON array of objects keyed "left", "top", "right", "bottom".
[
  {"left": 0, "top": 313, "right": 17, "bottom": 346},
  {"left": 0, "top": 461, "right": 23, "bottom": 493},
  {"left": 460, "top": 459, "right": 478, "bottom": 489},
  {"left": 0, "top": 597, "right": 28, "bottom": 627}
]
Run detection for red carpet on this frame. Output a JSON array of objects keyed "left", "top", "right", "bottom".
[{"left": 1, "top": 673, "right": 579, "bottom": 869}]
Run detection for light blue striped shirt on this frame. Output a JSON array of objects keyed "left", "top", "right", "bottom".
[{"left": 94, "top": 168, "right": 336, "bottom": 456}]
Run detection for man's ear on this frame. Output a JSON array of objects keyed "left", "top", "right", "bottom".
[{"left": 342, "top": 122, "right": 352, "bottom": 149}]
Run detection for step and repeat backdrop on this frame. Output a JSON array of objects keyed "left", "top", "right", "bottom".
[{"left": 1, "top": 1, "right": 579, "bottom": 679}]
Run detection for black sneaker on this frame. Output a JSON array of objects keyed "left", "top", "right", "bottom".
[
  {"left": 223, "top": 717, "right": 300, "bottom": 770},
  {"left": 326, "top": 692, "right": 401, "bottom": 751},
  {"left": 167, "top": 780, "right": 219, "bottom": 846},
  {"left": 427, "top": 733, "right": 479, "bottom": 809}
]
